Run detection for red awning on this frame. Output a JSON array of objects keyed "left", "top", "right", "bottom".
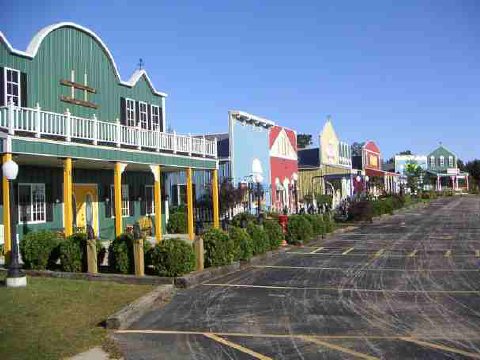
[{"left": 365, "top": 168, "right": 385, "bottom": 177}]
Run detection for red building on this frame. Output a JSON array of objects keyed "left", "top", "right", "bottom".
[{"left": 269, "top": 126, "right": 298, "bottom": 213}]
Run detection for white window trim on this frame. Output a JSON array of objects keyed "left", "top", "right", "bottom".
[
  {"left": 18, "top": 183, "right": 46, "bottom": 224},
  {"left": 110, "top": 184, "right": 130, "bottom": 217},
  {"left": 151, "top": 104, "right": 160, "bottom": 131},
  {"left": 139, "top": 101, "right": 148, "bottom": 129},
  {"left": 145, "top": 185, "right": 155, "bottom": 215},
  {"left": 125, "top": 98, "right": 136, "bottom": 127},
  {"left": 430, "top": 156, "right": 435, "bottom": 168},
  {"left": 448, "top": 156, "right": 454, "bottom": 167},
  {"left": 440, "top": 156, "right": 445, "bottom": 167},
  {"left": 175, "top": 184, "right": 187, "bottom": 206},
  {"left": 4, "top": 67, "right": 21, "bottom": 106}
]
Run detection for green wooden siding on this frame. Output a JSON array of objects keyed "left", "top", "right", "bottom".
[
  {"left": 12, "top": 139, "right": 217, "bottom": 169},
  {"left": 427, "top": 146, "right": 457, "bottom": 172},
  {"left": 0, "top": 25, "right": 163, "bottom": 121}
]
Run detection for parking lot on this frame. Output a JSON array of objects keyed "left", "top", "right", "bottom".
[{"left": 115, "top": 196, "right": 480, "bottom": 359}]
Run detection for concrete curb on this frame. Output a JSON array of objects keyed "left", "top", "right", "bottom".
[
  {"left": 174, "top": 262, "right": 241, "bottom": 288},
  {"left": 106, "top": 284, "right": 175, "bottom": 330},
  {"left": 0, "top": 268, "right": 173, "bottom": 286}
]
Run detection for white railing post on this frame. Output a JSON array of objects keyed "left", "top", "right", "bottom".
[
  {"left": 137, "top": 122, "right": 142, "bottom": 150},
  {"left": 92, "top": 114, "right": 98, "bottom": 145},
  {"left": 173, "top": 130, "right": 177, "bottom": 153},
  {"left": 202, "top": 135, "right": 206, "bottom": 157},
  {"left": 116, "top": 118, "right": 121, "bottom": 148},
  {"left": 214, "top": 137, "right": 218, "bottom": 158},
  {"left": 35, "top": 103, "right": 41, "bottom": 138},
  {"left": 7, "top": 99, "right": 15, "bottom": 135},
  {"left": 65, "top": 108, "right": 71, "bottom": 142},
  {"left": 188, "top": 133, "right": 192, "bottom": 155},
  {"left": 156, "top": 126, "right": 161, "bottom": 152}
]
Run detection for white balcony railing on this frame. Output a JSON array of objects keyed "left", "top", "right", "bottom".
[{"left": 0, "top": 103, "right": 217, "bottom": 158}]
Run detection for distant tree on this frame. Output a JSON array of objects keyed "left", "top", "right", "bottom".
[
  {"left": 457, "top": 159, "right": 465, "bottom": 171},
  {"left": 464, "top": 160, "right": 480, "bottom": 188},
  {"left": 297, "top": 134, "right": 313, "bottom": 149},
  {"left": 405, "top": 162, "right": 425, "bottom": 194},
  {"left": 398, "top": 150, "right": 413, "bottom": 155},
  {"left": 219, "top": 179, "right": 246, "bottom": 215},
  {"left": 351, "top": 142, "right": 365, "bottom": 156}
]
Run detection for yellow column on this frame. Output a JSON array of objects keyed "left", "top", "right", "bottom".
[
  {"left": 114, "top": 162, "right": 125, "bottom": 236},
  {"left": 151, "top": 165, "right": 162, "bottom": 243},
  {"left": 2, "top": 153, "right": 12, "bottom": 258},
  {"left": 212, "top": 168, "right": 220, "bottom": 229},
  {"left": 186, "top": 167, "right": 194, "bottom": 240},
  {"left": 63, "top": 158, "right": 73, "bottom": 236}
]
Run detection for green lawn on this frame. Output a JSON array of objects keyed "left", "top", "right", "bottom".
[{"left": 0, "top": 275, "right": 154, "bottom": 359}]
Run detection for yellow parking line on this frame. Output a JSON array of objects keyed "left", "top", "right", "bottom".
[
  {"left": 301, "top": 336, "right": 379, "bottom": 360},
  {"left": 310, "top": 246, "right": 324, "bottom": 254},
  {"left": 408, "top": 250, "right": 417, "bottom": 257},
  {"left": 251, "top": 265, "right": 480, "bottom": 272},
  {"left": 400, "top": 337, "right": 480, "bottom": 359},
  {"left": 342, "top": 247, "right": 355, "bottom": 255},
  {"left": 374, "top": 249, "right": 385, "bottom": 258},
  {"left": 204, "top": 333, "right": 272, "bottom": 360},
  {"left": 445, "top": 250, "right": 452, "bottom": 257}
]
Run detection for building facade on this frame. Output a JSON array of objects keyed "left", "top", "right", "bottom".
[
  {"left": 426, "top": 145, "right": 469, "bottom": 191},
  {"left": 0, "top": 22, "right": 219, "bottom": 256},
  {"left": 269, "top": 125, "right": 298, "bottom": 213}
]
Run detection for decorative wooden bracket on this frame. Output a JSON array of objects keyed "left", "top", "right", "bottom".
[
  {"left": 60, "top": 79, "right": 97, "bottom": 93},
  {"left": 60, "top": 95, "right": 98, "bottom": 109}
]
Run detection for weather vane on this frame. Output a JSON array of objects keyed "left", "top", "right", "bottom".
[{"left": 138, "top": 58, "right": 144, "bottom": 70}]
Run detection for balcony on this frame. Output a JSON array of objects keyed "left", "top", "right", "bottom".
[{"left": 0, "top": 103, "right": 217, "bottom": 158}]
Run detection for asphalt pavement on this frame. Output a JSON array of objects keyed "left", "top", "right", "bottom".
[{"left": 114, "top": 196, "right": 480, "bottom": 359}]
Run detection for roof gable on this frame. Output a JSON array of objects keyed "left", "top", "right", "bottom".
[
  {"left": 364, "top": 140, "right": 381, "bottom": 154},
  {"left": 270, "top": 127, "right": 297, "bottom": 160}
]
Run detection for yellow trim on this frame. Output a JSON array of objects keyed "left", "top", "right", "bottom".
[
  {"left": 153, "top": 165, "right": 162, "bottom": 243},
  {"left": 203, "top": 333, "right": 272, "bottom": 360},
  {"left": 114, "top": 162, "right": 123, "bottom": 236},
  {"left": 2, "top": 153, "right": 12, "bottom": 258},
  {"left": 186, "top": 167, "right": 194, "bottom": 240},
  {"left": 63, "top": 158, "right": 73, "bottom": 236},
  {"left": 73, "top": 184, "right": 98, "bottom": 236},
  {"left": 301, "top": 336, "right": 379, "bottom": 360},
  {"left": 212, "top": 169, "right": 219, "bottom": 229}
]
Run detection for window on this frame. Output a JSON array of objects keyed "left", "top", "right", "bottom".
[
  {"left": 151, "top": 105, "right": 160, "bottom": 131},
  {"left": 139, "top": 101, "right": 148, "bottom": 129},
  {"left": 125, "top": 99, "right": 136, "bottom": 127},
  {"left": 18, "top": 184, "right": 45, "bottom": 223},
  {"left": 430, "top": 156, "right": 435, "bottom": 168},
  {"left": 440, "top": 156, "right": 445, "bottom": 167},
  {"left": 448, "top": 156, "right": 454, "bottom": 167},
  {"left": 110, "top": 184, "right": 129, "bottom": 217},
  {"left": 4, "top": 68, "right": 21, "bottom": 106},
  {"left": 145, "top": 185, "right": 154, "bottom": 215}
]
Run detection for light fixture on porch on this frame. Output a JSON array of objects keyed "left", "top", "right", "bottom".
[{"left": 2, "top": 159, "right": 27, "bottom": 288}]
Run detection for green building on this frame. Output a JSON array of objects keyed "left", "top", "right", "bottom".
[
  {"left": 426, "top": 145, "right": 469, "bottom": 191},
  {"left": 0, "top": 22, "right": 219, "bottom": 256}
]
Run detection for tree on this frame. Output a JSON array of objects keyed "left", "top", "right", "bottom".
[
  {"left": 297, "top": 134, "right": 312, "bottom": 149},
  {"left": 398, "top": 150, "right": 413, "bottom": 156},
  {"left": 464, "top": 160, "right": 480, "bottom": 188},
  {"left": 351, "top": 142, "right": 365, "bottom": 156},
  {"left": 219, "top": 179, "right": 246, "bottom": 215},
  {"left": 405, "top": 162, "right": 425, "bottom": 194}
]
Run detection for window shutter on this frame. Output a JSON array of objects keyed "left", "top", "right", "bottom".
[
  {"left": 140, "top": 186, "right": 147, "bottom": 216},
  {"left": 120, "top": 97, "right": 126, "bottom": 125},
  {"left": 159, "top": 106, "right": 164, "bottom": 132},
  {"left": 20, "top": 72, "right": 27, "bottom": 108},
  {"left": 105, "top": 185, "right": 112, "bottom": 218},
  {"left": 147, "top": 105, "right": 152, "bottom": 130},
  {"left": 45, "top": 184, "right": 54, "bottom": 222},
  {"left": 0, "top": 67, "right": 4, "bottom": 106},
  {"left": 135, "top": 102, "right": 140, "bottom": 127},
  {"left": 129, "top": 184, "right": 135, "bottom": 217}
]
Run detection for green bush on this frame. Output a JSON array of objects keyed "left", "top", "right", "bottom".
[
  {"left": 263, "top": 220, "right": 284, "bottom": 250},
  {"left": 20, "top": 230, "right": 61, "bottom": 270},
  {"left": 231, "top": 212, "right": 257, "bottom": 227},
  {"left": 247, "top": 223, "right": 270, "bottom": 255},
  {"left": 109, "top": 233, "right": 150, "bottom": 274},
  {"left": 150, "top": 238, "right": 195, "bottom": 276},
  {"left": 229, "top": 226, "right": 253, "bottom": 261},
  {"left": 286, "top": 215, "right": 313, "bottom": 245},
  {"left": 348, "top": 200, "right": 373, "bottom": 222},
  {"left": 167, "top": 212, "right": 187, "bottom": 233},
  {"left": 323, "top": 214, "right": 335, "bottom": 233},
  {"left": 58, "top": 233, "right": 87, "bottom": 272},
  {"left": 304, "top": 214, "right": 325, "bottom": 236},
  {"left": 203, "top": 228, "right": 235, "bottom": 267}
]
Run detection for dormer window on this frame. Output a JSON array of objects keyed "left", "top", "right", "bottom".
[
  {"left": 448, "top": 156, "right": 454, "bottom": 167},
  {"left": 440, "top": 156, "right": 445, "bottom": 167},
  {"left": 430, "top": 156, "right": 435, "bottom": 168},
  {"left": 139, "top": 102, "right": 148, "bottom": 129}
]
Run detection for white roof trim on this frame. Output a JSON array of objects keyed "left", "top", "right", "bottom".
[{"left": 0, "top": 22, "right": 167, "bottom": 97}]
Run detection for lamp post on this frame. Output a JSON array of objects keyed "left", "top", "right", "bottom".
[
  {"left": 254, "top": 173, "right": 263, "bottom": 218},
  {"left": 365, "top": 175, "right": 370, "bottom": 195},
  {"left": 292, "top": 172, "right": 299, "bottom": 214},
  {"left": 3, "top": 159, "right": 27, "bottom": 288}
]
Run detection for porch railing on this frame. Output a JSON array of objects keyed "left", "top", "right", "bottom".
[{"left": 0, "top": 103, "right": 217, "bottom": 158}]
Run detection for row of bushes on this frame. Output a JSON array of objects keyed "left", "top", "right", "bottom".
[
  {"left": 348, "top": 194, "right": 414, "bottom": 221},
  {"left": 286, "top": 214, "right": 335, "bottom": 245}
]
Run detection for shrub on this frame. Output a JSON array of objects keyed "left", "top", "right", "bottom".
[
  {"left": 286, "top": 215, "right": 313, "bottom": 245},
  {"left": 58, "top": 233, "right": 87, "bottom": 272},
  {"left": 167, "top": 212, "right": 187, "bottom": 234},
  {"left": 20, "top": 230, "right": 61, "bottom": 270},
  {"left": 203, "top": 228, "right": 235, "bottom": 267},
  {"left": 150, "top": 238, "right": 195, "bottom": 276},
  {"left": 109, "top": 233, "right": 151, "bottom": 274},
  {"left": 231, "top": 212, "right": 257, "bottom": 228},
  {"left": 348, "top": 200, "right": 373, "bottom": 222},
  {"left": 323, "top": 214, "right": 335, "bottom": 233},
  {"left": 305, "top": 214, "right": 325, "bottom": 236},
  {"left": 247, "top": 223, "right": 270, "bottom": 255},
  {"left": 229, "top": 226, "right": 253, "bottom": 261},
  {"left": 263, "top": 220, "right": 284, "bottom": 250}
]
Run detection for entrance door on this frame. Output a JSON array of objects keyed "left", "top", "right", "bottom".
[{"left": 73, "top": 184, "right": 99, "bottom": 236}]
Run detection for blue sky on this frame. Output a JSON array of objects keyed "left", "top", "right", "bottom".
[{"left": 1, "top": 1, "right": 479, "bottom": 160}]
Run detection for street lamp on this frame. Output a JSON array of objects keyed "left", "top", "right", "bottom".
[
  {"left": 3, "top": 159, "right": 26, "bottom": 288},
  {"left": 292, "top": 172, "right": 299, "bottom": 214},
  {"left": 254, "top": 173, "right": 263, "bottom": 218}
]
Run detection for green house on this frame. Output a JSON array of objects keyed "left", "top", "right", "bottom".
[
  {"left": 0, "top": 22, "right": 219, "bottom": 254},
  {"left": 426, "top": 145, "right": 469, "bottom": 191}
]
